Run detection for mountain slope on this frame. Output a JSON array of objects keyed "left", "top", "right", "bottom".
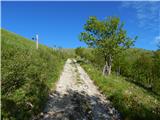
[{"left": 1, "top": 29, "right": 67, "bottom": 120}]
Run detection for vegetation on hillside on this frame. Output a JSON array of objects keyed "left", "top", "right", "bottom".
[
  {"left": 1, "top": 29, "right": 70, "bottom": 120},
  {"left": 1, "top": 15, "right": 160, "bottom": 120},
  {"left": 76, "top": 47, "right": 160, "bottom": 95},
  {"left": 113, "top": 48, "right": 160, "bottom": 95},
  {"left": 80, "top": 62, "right": 160, "bottom": 120}
]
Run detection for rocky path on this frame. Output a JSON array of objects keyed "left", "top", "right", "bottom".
[{"left": 34, "top": 59, "right": 121, "bottom": 120}]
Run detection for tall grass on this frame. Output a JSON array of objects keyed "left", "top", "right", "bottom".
[
  {"left": 1, "top": 29, "right": 67, "bottom": 120},
  {"left": 80, "top": 62, "right": 160, "bottom": 120}
]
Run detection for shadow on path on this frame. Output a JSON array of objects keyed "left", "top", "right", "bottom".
[{"left": 34, "top": 89, "right": 121, "bottom": 120}]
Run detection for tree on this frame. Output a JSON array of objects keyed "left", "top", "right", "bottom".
[{"left": 80, "top": 16, "right": 137, "bottom": 75}]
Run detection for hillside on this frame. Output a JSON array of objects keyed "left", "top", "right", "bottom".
[
  {"left": 75, "top": 47, "right": 160, "bottom": 119},
  {"left": 80, "top": 62, "right": 160, "bottom": 120},
  {"left": 1, "top": 29, "right": 160, "bottom": 120},
  {"left": 75, "top": 47, "right": 160, "bottom": 95},
  {"left": 1, "top": 29, "right": 68, "bottom": 119}
]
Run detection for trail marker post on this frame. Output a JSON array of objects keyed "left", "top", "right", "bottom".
[{"left": 36, "top": 34, "right": 39, "bottom": 49}]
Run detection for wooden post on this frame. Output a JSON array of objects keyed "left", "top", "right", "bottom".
[{"left": 36, "top": 34, "right": 38, "bottom": 49}]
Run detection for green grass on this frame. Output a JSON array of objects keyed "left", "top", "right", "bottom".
[
  {"left": 80, "top": 62, "right": 160, "bottom": 120},
  {"left": 1, "top": 29, "right": 68, "bottom": 120}
]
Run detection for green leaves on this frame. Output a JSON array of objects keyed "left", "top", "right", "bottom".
[
  {"left": 80, "top": 16, "right": 136, "bottom": 75},
  {"left": 80, "top": 16, "right": 136, "bottom": 62}
]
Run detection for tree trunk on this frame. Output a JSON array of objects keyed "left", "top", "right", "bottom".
[
  {"left": 116, "top": 66, "right": 120, "bottom": 76},
  {"left": 103, "top": 55, "right": 112, "bottom": 76},
  {"left": 108, "top": 65, "right": 112, "bottom": 75},
  {"left": 103, "top": 62, "right": 108, "bottom": 75}
]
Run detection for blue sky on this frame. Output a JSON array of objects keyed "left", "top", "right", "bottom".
[{"left": 2, "top": 1, "right": 160, "bottom": 50}]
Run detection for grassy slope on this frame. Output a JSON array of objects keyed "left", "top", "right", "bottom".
[
  {"left": 1, "top": 29, "right": 67, "bottom": 120},
  {"left": 80, "top": 63, "right": 160, "bottom": 120}
]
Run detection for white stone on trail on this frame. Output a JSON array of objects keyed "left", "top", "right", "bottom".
[{"left": 33, "top": 59, "right": 121, "bottom": 120}]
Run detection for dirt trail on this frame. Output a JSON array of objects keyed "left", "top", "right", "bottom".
[{"left": 34, "top": 59, "right": 121, "bottom": 120}]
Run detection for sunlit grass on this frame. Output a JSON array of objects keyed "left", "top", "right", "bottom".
[
  {"left": 81, "top": 63, "right": 160, "bottom": 120},
  {"left": 1, "top": 29, "right": 67, "bottom": 119}
]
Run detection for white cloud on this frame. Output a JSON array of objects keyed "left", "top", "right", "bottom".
[
  {"left": 150, "top": 36, "right": 160, "bottom": 45},
  {"left": 154, "top": 36, "right": 160, "bottom": 44},
  {"left": 121, "top": 1, "right": 160, "bottom": 30}
]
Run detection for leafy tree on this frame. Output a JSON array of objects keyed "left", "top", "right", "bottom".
[{"left": 80, "top": 16, "right": 137, "bottom": 75}]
